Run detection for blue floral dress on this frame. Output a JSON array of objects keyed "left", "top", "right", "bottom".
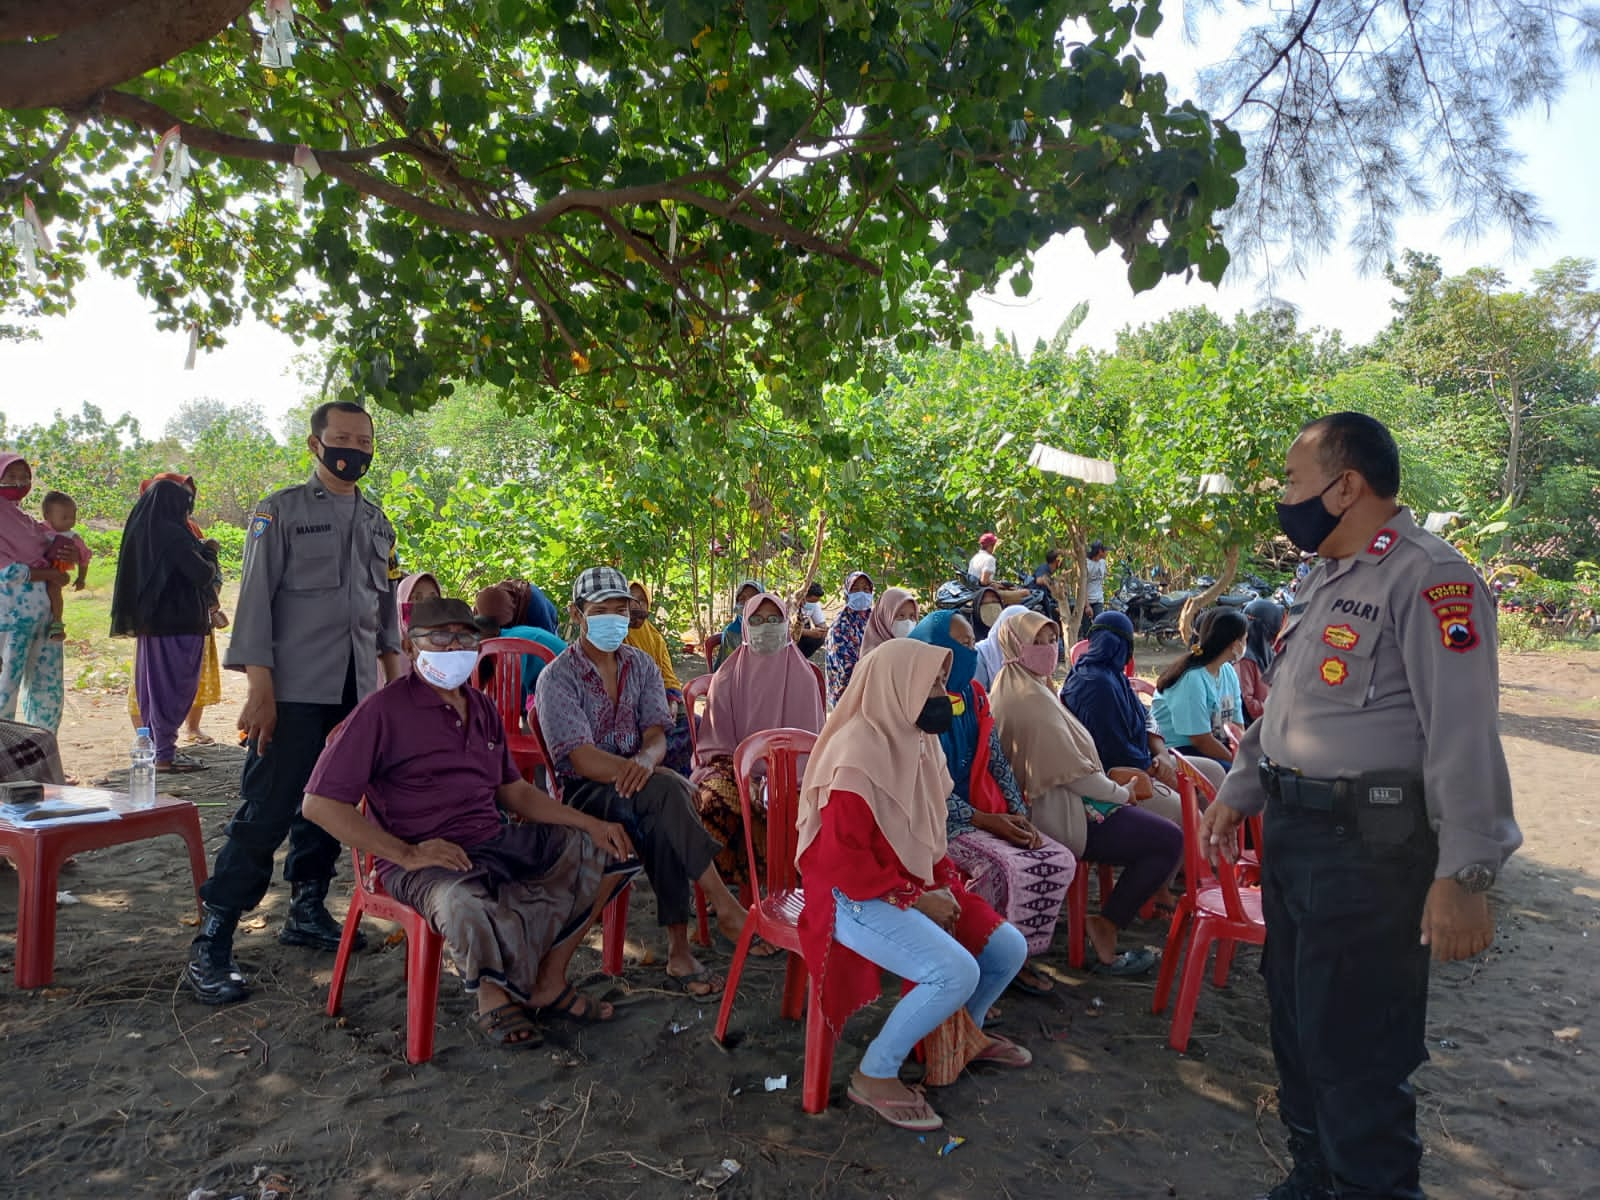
[{"left": 0, "top": 564, "right": 63, "bottom": 732}]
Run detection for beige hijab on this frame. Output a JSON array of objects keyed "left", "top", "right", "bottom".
[
  {"left": 858, "top": 586, "right": 917, "bottom": 658},
  {"left": 989, "top": 610, "right": 1104, "bottom": 796},
  {"left": 795, "top": 638, "right": 954, "bottom": 885}
]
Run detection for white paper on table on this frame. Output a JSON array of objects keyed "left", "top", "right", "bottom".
[{"left": 0, "top": 803, "right": 120, "bottom": 827}]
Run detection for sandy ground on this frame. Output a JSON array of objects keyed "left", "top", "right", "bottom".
[{"left": 2, "top": 647, "right": 1598, "bottom": 1199}]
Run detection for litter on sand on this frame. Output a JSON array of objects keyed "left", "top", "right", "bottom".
[
  {"left": 763, "top": 1075, "right": 788, "bottom": 1091},
  {"left": 938, "top": 1136, "right": 966, "bottom": 1157},
  {"left": 695, "top": 1158, "right": 742, "bottom": 1190}
]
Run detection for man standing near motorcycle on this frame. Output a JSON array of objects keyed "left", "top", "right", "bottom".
[
  {"left": 1080, "top": 540, "right": 1109, "bottom": 637},
  {"left": 1200, "top": 411, "right": 1520, "bottom": 1200},
  {"left": 968, "top": 532, "right": 1030, "bottom": 605}
]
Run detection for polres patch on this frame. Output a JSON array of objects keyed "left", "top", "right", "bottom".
[
  {"left": 1322, "top": 624, "right": 1360, "bottom": 652},
  {"left": 1319, "top": 657, "right": 1349, "bottom": 686},
  {"left": 1422, "top": 581, "right": 1479, "bottom": 652},
  {"left": 249, "top": 512, "right": 273, "bottom": 539}
]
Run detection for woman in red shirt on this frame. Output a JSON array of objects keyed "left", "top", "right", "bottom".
[{"left": 796, "top": 639, "right": 1031, "bottom": 1132}]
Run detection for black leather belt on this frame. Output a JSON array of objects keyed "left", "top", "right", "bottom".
[{"left": 1259, "top": 757, "right": 1351, "bottom": 812}]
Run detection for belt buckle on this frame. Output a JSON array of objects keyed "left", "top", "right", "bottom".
[{"left": 1367, "top": 785, "right": 1403, "bottom": 807}]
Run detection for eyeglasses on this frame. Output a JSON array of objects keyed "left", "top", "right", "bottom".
[
  {"left": 747, "top": 613, "right": 786, "bottom": 627},
  {"left": 410, "top": 630, "right": 483, "bottom": 649}
]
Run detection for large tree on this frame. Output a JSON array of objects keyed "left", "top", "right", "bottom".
[{"left": 1, "top": 0, "right": 1240, "bottom": 415}]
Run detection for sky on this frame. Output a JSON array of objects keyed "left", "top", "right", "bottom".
[{"left": 3, "top": 19, "right": 1598, "bottom": 442}]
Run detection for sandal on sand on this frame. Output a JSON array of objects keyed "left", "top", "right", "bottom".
[
  {"left": 1088, "top": 947, "right": 1158, "bottom": 977},
  {"left": 663, "top": 967, "right": 725, "bottom": 998},
  {"left": 471, "top": 1002, "right": 543, "bottom": 1048},
  {"left": 535, "top": 983, "right": 615, "bottom": 1025},
  {"left": 47, "top": 620, "right": 66, "bottom": 643},
  {"left": 971, "top": 1034, "right": 1033, "bottom": 1069},
  {"left": 1009, "top": 965, "right": 1055, "bottom": 996},
  {"left": 847, "top": 1083, "right": 943, "bottom": 1131},
  {"left": 183, "top": 731, "right": 216, "bottom": 746}
]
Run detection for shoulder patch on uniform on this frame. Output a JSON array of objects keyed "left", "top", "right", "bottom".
[
  {"left": 387, "top": 545, "right": 404, "bottom": 581},
  {"left": 1322, "top": 624, "right": 1359, "bottom": 651},
  {"left": 1422, "top": 581, "right": 1479, "bottom": 652},
  {"left": 1366, "top": 528, "right": 1397, "bottom": 557},
  {"left": 1319, "top": 657, "right": 1349, "bottom": 686},
  {"left": 249, "top": 512, "right": 274, "bottom": 539}
]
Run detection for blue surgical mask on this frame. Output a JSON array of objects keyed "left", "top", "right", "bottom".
[
  {"left": 846, "top": 591, "right": 875, "bottom": 612},
  {"left": 584, "top": 613, "right": 630, "bottom": 652}
]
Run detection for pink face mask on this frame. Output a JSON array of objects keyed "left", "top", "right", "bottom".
[
  {"left": 0, "top": 484, "right": 29, "bottom": 503},
  {"left": 1017, "top": 641, "right": 1059, "bottom": 677}
]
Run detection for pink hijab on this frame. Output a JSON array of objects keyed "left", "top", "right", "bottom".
[
  {"left": 693, "top": 591, "right": 825, "bottom": 780},
  {"left": 857, "top": 586, "right": 917, "bottom": 658},
  {"left": 392, "top": 572, "right": 440, "bottom": 679},
  {"left": 0, "top": 453, "right": 52, "bottom": 568}
]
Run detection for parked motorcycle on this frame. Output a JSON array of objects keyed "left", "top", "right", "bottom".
[
  {"left": 1111, "top": 571, "right": 1263, "bottom": 644},
  {"left": 935, "top": 566, "right": 1060, "bottom": 626}
]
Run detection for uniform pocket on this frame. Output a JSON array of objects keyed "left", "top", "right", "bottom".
[
  {"left": 368, "top": 532, "right": 394, "bottom": 590},
  {"left": 1308, "top": 616, "right": 1380, "bottom": 708},
  {"left": 285, "top": 537, "right": 340, "bottom": 591}
]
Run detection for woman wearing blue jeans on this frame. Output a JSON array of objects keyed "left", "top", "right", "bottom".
[{"left": 796, "top": 639, "right": 1031, "bottom": 1132}]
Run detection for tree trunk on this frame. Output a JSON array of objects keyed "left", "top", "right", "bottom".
[
  {"left": 1177, "top": 544, "right": 1242, "bottom": 642},
  {"left": 790, "top": 510, "right": 827, "bottom": 637},
  {"left": 1503, "top": 372, "right": 1523, "bottom": 503},
  {"left": 1053, "top": 527, "right": 1087, "bottom": 645}
]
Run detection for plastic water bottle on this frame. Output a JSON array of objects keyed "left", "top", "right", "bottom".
[{"left": 130, "top": 727, "right": 157, "bottom": 809}]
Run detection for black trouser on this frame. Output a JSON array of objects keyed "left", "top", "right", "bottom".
[
  {"left": 563, "top": 772, "right": 719, "bottom": 928},
  {"left": 199, "top": 671, "right": 356, "bottom": 913},
  {"left": 1077, "top": 600, "right": 1102, "bottom": 641},
  {"left": 1261, "top": 803, "right": 1436, "bottom": 1199}
]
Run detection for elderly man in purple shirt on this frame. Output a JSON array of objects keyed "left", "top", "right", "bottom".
[
  {"left": 535, "top": 566, "right": 746, "bottom": 998},
  {"left": 303, "top": 597, "right": 639, "bottom": 1049}
]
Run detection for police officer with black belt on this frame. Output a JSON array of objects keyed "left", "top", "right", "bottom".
[
  {"left": 187, "top": 401, "right": 403, "bottom": 1004},
  {"left": 1202, "top": 412, "right": 1521, "bottom": 1200}
]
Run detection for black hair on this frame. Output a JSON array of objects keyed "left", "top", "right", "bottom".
[
  {"left": 805, "top": 581, "right": 825, "bottom": 597},
  {"left": 310, "top": 400, "right": 373, "bottom": 439},
  {"left": 1044, "top": 548, "right": 1062, "bottom": 567},
  {"left": 41, "top": 490, "right": 73, "bottom": 510},
  {"left": 1155, "top": 607, "right": 1248, "bottom": 693},
  {"left": 1302, "top": 411, "right": 1400, "bottom": 499}
]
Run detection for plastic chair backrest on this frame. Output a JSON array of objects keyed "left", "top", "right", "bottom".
[
  {"left": 1172, "top": 752, "right": 1250, "bottom": 921},
  {"left": 477, "top": 636, "right": 559, "bottom": 735},
  {"left": 683, "top": 673, "right": 713, "bottom": 756},
  {"left": 1068, "top": 637, "right": 1137, "bottom": 678},
  {"left": 703, "top": 633, "right": 723, "bottom": 672},
  {"left": 522, "top": 698, "right": 564, "bottom": 802},
  {"left": 733, "top": 728, "right": 816, "bottom": 896}
]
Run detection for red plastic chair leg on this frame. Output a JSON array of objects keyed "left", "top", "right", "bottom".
[
  {"left": 714, "top": 913, "right": 760, "bottom": 1043},
  {"left": 779, "top": 952, "right": 807, "bottom": 1022},
  {"left": 693, "top": 883, "right": 712, "bottom": 948},
  {"left": 602, "top": 882, "right": 631, "bottom": 976},
  {"left": 1212, "top": 939, "right": 1238, "bottom": 988},
  {"left": 801, "top": 975, "right": 835, "bottom": 1115},
  {"left": 1066, "top": 866, "right": 1088, "bottom": 969},
  {"left": 326, "top": 892, "right": 366, "bottom": 1017},
  {"left": 1151, "top": 897, "right": 1193, "bottom": 1015},
  {"left": 404, "top": 920, "right": 444, "bottom": 1065},
  {"left": 1168, "top": 926, "right": 1216, "bottom": 1052},
  {"left": 1097, "top": 863, "right": 1115, "bottom": 906}
]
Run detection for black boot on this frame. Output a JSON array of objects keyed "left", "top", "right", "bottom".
[
  {"left": 278, "top": 879, "right": 363, "bottom": 952},
  {"left": 1255, "top": 1127, "right": 1336, "bottom": 1200},
  {"left": 187, "top": 905, "right": 250, "bottom": 1005}
]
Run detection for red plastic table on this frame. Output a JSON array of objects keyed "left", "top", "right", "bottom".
[{"left": 0, "top": 785, "right": 208, "bottom": 989}]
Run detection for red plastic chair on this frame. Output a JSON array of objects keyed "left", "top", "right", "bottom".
[
  {"left": 478, "top": 636, "right": 560, "bottom": 792},
  {"left": 683, "top": 672, "right": 713, "bottom": 756},
  {"left": 702, "top": 633, "right": 723, "bottom": 672},
  {"left": 523, "top": 695, "right": 631, "bottom": 977},
  {"left": 1151, "top": 768, "right": 1265, "bottom": 1052},
  {"left": 713, "top": 728, "right": 836, "bottom": 1113},
  {"left": 1063, "top": 860, "right": 1118, "bottom": 970},
  {"left": 1175, "top": 749, "right": 1260, "bottom": 885},
  {"left": 1068, "top": 638, "right": 1137, "bottom": 678},
  {"left": 326, "top": 801, "right": 447, "bottom": 1065}
]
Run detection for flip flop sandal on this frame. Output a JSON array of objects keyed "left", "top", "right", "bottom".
[
  {"left": 970, "top": 1034, "right": 1033, "bottom": 1069},
  {"left": 1088, "top": 947, "right": 1158, "bottom": 977},
  {"left": 1008, "top": 968, "right": 1055, "bottom": 997},
  {"left": 470, "top": 1002, "right": 544, "bottom": 1049},
  {"left": 183, "top": 732, "right": 217, "bottom": 746},
  {"left": 846, "top": 1083, "right": 944, "bottom": 1132},
  {"left": 535, "top": 983, "right": 616, "bottom": 1025},
  {"left": 663, "top": 967, "right": 725, "bottom": 998}
]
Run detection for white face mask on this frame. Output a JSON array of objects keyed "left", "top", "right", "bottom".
[
  {"left": 845, "top": 590, "right": 875, "bottom": 612},
  {"left": 891, "top": 618, "right": 915, "bottom": 639},
  {"left": 746, "top": 623, "right": 788, "bottom": 656},
  {"left": 414, "top": 649, "right": 479, "bottom": 690}
]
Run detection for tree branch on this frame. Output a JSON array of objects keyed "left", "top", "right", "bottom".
[
  {"left": 0, "top": 0, "right": 141, "bottom": 40},
  {"left": 0, "top": 0, "right": 251, "bottom": 110},
  {"left": 0, "top": 117, "right": 82, "bottom": 203}
]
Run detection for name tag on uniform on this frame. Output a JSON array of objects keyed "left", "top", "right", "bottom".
[{"left": 1368, "top": 786, "right": 1403, "bottom": 807}]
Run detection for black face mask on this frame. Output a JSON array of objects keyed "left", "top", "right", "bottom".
[
  {"left": 316, "top": 439, "right": 373, "bottom": 483},
  {"left": 915, "top": 694, "right": 955, "bottom": 735},
  {"left": 1275, "top": 476, "right": 1345, "bottom": 554}
]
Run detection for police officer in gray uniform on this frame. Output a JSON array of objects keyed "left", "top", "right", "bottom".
[
  {"left": 1202, "top": 412, "right": 1521, "bottom": 1200},
  {"left": 187, "top": 401, "right": 403, "bottom": 1004}
]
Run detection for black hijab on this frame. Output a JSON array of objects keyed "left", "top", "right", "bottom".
[
  {"left": 111, "top": 480, "right": 214, "bottom": 637},
  {"left": 1243, "top": 598, "right": 1285, "bottom": 671}
]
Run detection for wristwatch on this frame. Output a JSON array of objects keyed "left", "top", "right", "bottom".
[{"left": 1453, "top": 864, "right": 1496, "bottom": 893}]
